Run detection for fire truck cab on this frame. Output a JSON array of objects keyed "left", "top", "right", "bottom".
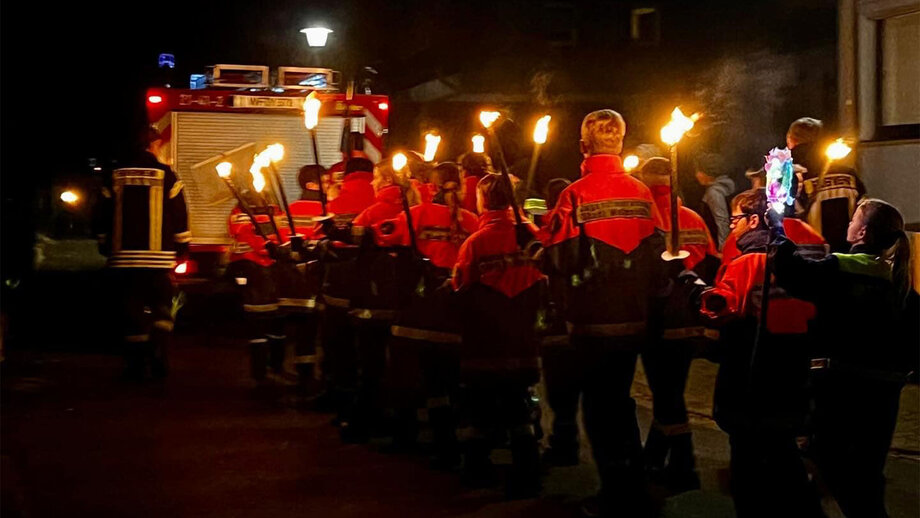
[{"left": 145, "top": 64, "right": 389, "bottom": 279}]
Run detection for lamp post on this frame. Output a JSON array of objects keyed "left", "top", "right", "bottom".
[
  {"left": 524, "top": 115, "right": 551, "bottom": 194},
  {"left": 659, "top": 107, "right": 700, "bottom": 261},
  {"left": 300, "top": 27, "right": 332, "bottom": 47}
]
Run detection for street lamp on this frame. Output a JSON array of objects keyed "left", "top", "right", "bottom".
[{"left": 300, "top": 27, "right": 332, "bottom": 47}]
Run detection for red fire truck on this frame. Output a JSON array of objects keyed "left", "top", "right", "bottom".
[{"left": 145, "top": 64, "right": 389, "bottom": 279}]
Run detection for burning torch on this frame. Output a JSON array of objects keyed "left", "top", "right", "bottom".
[
  {"left": 479, "top": 110, "right": 531, "bottom": 249},
  {"left": 471, "top": 134, "right": 486, "bottom": 154},
  {"left": 524, "top": 115, "right": 551, "bottom": 194},
  {"left": 216, "top": 162, "right": 272, "bottom": 243},
  {"left": 249, "top": 152, "right": 284, "bottom": 240},
  {"left": 263, "top": 143, "right": 300, "bottom": 246},
  {"left": 423, "top": 132, "right": 442, "bottom": 163},
  {"left": 304, "top": 92, "right": 328, "bottom": 215},
  {"left": 392, "top": 152, "right": 418, "bottom": 253},
  {"left": 659, "top": 107, "right": 700, "bottom": 261},
  {"left": 623, "top": 155, "right": 640, "bottom": 173},
  {"left": 821, "top": 138, "right": 852, "bottom": 184}
]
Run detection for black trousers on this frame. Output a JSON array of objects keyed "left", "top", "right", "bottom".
[
  {"left": 813, "top": 370, "right": 903, "bottom": 518},
  {"left": 322, "top": 305, "right": 357, "bottom": 415},
  {"left": 110, "top": 268, "right": 175, "bottom": 376},
  {"left": 574, "top": 336, "right": 647, "bottom": 512},
  {"left": 729, "top": 425, "right": 822, "bottom": 518},
  {"left": 347, "top": 319, "right": 391, "bottom": 430},
  {"left": 541, "top": 342, "right": 581, "bottom": 450}
]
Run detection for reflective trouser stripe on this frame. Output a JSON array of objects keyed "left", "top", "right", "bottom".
[
  {"left": 266, "top": 334, "right": 286, "bottom": 340},
  {"left": 249, "top": 338, "right": 268, "bottom": 344},
  {"left": 153, "top": 319, "right": 174, "bottom": 332},
  {"left": 652, "top": 420, "right": 691, "bottom": 436},
  {"left": 391, "top": 325, "right": 462, "bottom": 344},
  {"left": 567, "top": 321, "right": 646, "bottom": 337},
  {"left": 278, "top": 297, "right": 317, "bottom": 309},
  {"left": 351, "top": 308, "right": 398, "bottom": 321},
  {"left": 125, "top": 334, "right": 150, "bottom": 343},
  {"left": 294, "top": 355, "right": 317, "bottom": 365},
  {"left": 244, "top": 303, "right": 279, "bottom": 313},
  {"left": 322, "top": 296, "right": 350, "bottom": 308},
  {"left": 661, "top": 326, "right": 719, "bottom": 341}
]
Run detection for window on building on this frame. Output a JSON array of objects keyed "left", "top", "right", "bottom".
[
  {"left": 880, "top": 11, "right": 920, "bottom": 128},
  {"left": 630, "top": 7, "right": 660, "bottom": 46},
  {"left": 544, "top": 2, "right": 578, "bottom": 47}
]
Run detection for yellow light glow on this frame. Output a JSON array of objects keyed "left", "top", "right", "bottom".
[
  {"left": 423, "top": 133, "right": 441, "bottom": 162},
  {"left": 266, "top": 143, "right": 285, "bottom": 163},
  {"left": 660, "top": 107, "right": 701, "bottom": 147},
  {"left": 216, "top": 162, "right": 233, "bottom": 178},
  {"left": 303, "top": 92, "right": 322, "bottom": 130},
  {"left": 252, "top": 170, "right": 267, "bottom": 193},
  {"left": 472, "top": 134, "right": 485, "bottom": 153},
  {"left": 60, "top": 190, "right": 78, "bottom": 204},
  {"left": 479, "top": 111, "right": 500, "bottom": 129},
  {"left": 392, "top": 152, "right": 408, "bottom": 172},
  {"left": 533, "top": 115, "right": 551, "bottom": 144},
  {"left": 174, "top": 262, "right": 188, "bottom": 274},
  {"left": 249, "top": 152, "right": 271, "bottom": 176},
  {"left": 825, "top": 138, "right": 852, "bottom": 161},
  {"left": 623, "top": 155, "right": 640, "bottom": 172}
]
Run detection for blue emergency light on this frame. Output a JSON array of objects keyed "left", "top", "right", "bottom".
[{"left": 159, "top": 53, "right": 176, "bottom": 69}]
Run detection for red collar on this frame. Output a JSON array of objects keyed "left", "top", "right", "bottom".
[
  {"left": 478, "top": 209, "right": 515, "bottom": 228},
  {"left": 580, "top": 154, "right": 626, "bottom": 178},
  {"left": 376, "top": 184, "right": 403, "bottom": 204},
  {"left": 650, "top": 185, "right": 683, "bottom": 205}
]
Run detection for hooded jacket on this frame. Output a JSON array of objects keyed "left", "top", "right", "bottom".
[{"left": 700, "top": 175, "right": 735, "bottom": 248}]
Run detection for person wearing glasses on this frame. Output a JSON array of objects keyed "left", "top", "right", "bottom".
[{"left": 699, "top": 189, "right": 823, "bottom": 518}]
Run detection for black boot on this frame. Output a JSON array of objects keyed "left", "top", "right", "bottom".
[
  {"left": 507, "top": 431, "right": 542, "bottom": 499},
  {"left": 250, "top": 338, "right": 269, "bottom": 381},
  {"left": 663, "top": 432, "right": 700, "bottom": 493},
  {"left": 428, "top": 404, "right": 460, "bottom": 470},
  {"left": 643, "top": 425, "right": 669, "bottom": 482},
  {"left": 461, "top": 438, "right": 496, "bottom": 488}
]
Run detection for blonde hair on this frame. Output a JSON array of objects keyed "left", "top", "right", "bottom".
[{"left": 581, "top": 109, "right": 626, "bottom": 155}]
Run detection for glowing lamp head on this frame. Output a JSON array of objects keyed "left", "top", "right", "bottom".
[
  {"left": 303, "top": 93, "right": 322, "bottom": 130},
  {"left": 147, "top": 95, "right": 163, "bottom": 104},
  {"left": 60, "top": 190, "right": 78, "bottom": 204},
  {"left": 623, "top": 155, "right": 640, "bottom": 172},
  {"left": 377, "top": 102, "right": 389, "bottom": 111},
  {"left": 423, "top": 133, "right": 441, "bottom": 162},
  {"left": 300, "top": 27, "right": 333, "bottom": 47},
  {"left": 216, "top": 162, "right": 233, "bottom": 178},
  {"left": 266, "top": 143, "right": 285, "bottom": 163},
  {"left": 660, "top": 107, "right": 700, "bottom": 147},
  {"left": 533, "top": 115, "right": 551, "bottom": 145},
  {"left": 825, "top": 138, "right": 852, "bottom": 161},
  {"left": 472, "top": 134, "right": 486, "bottom": 153},
  {"left": 479, "top": 111, "right": 500, "bottom": 129},
  {"left": 392, "top": 152, "right": 408, "bottom": 172},
  {"left": 174, "top": 261, "right": 188, "bottom": 275}
]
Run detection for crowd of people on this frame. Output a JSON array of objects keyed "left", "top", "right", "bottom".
[{"left": 99, "top": 111, "right": 915, "bottom": 518}]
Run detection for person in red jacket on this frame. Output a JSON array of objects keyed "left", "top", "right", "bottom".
[
  {"left": 543, "top": 109, "right": 666, "bottom": 515},
  {"left": 373, "top": 161, "right": 479, "bottom": 462},
  {"left": 320, "top": 157, "right": 377, "bottom": 430},
  {"left": 226, "top": 187, "right": 288, "bottom": 383},
  {"left": 722, "top": 189, "right": 827, "bottom": 266},
  {"left": 458, "top": 152, "right": 494, "bottom": 214},
  {"left": 451, "top": 173, "right": 546, "bottom": 498},
  {"left": 635, "top": 157, "right": 719, "bottom": 492},
  {"left": 700, "top": 189, "right": 823, "bottom": 518}
]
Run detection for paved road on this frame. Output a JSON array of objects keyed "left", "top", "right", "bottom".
[{"left": 2, "top": 327, "right": 917, "bottom": 517}]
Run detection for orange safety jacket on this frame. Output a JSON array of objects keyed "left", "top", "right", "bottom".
[
  {"left": 228, "top": 205, "right": 284, "bottom": 267},
  {"left": 374, "top": 200, "right": 479, "bottom": 270}
]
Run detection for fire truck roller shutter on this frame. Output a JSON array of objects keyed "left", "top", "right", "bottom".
[{"left": 174, "top": 112, "right": 352, "bottom": 244}]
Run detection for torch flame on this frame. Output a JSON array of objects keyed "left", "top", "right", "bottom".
[
  {"left": 265, "top": 143, "right": 285, "bottom": 163},
  {"left": 392, "top": 152, "right": 408, "bottom": 172},
  {"left": 251, "top": 170, "right": 267, "bottom": 193},
  {"left": 533, "top": 115, "right": 551, "bottom": 145},
  {"left": 60, "top": 190, "right": 79, "bottom": 204},
  {"left": 825, "top": 138, "right": 852, "bottom": 161},
  {"left": 216, "top": 162, "right": 233, "bottom": 178},
  {"left": 623, "top": 155, "right": 640, "bottom": 172},
  {"left": 660, "top": 107, "right": 701, "bottom": 147},
  {"left": 479, "top": 111, "right": 500, "bottom": 129},
  {"left": 472, "top": 134, "right": 485, "bottom": 153},
  {"left": 423, "top": 133, "right": 441, "bottom": 162},
  {"left": 303, "top": 92, "right": 322, "bottom": 130}
]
